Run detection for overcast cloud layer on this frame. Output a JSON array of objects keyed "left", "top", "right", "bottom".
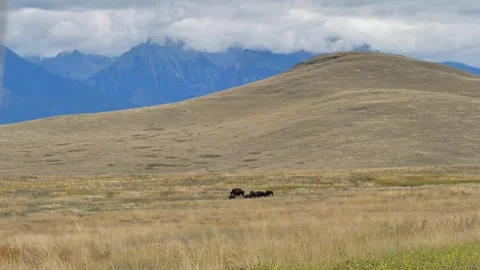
[{"left": 5, "top": 0, "right": 480, "bottom": 65}]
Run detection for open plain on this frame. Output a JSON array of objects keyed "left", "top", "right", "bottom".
[{"left": 2, "top": 166, "right": 480, "bottom": 269}]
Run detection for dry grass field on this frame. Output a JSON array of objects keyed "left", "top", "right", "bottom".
[
  {"left": 1, "top": 166, "right": 480, "bottom": 269},
  {"left": 1, "top": 52, "right": 480, "bottom": 269},
  {"left": 0, "top": 52, "right": 479, "bottom": 175}
]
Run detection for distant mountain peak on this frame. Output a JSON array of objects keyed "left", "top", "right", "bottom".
[
  {"left": 56, "top": 50, "right": 79, "bottom": 58},
  {"left": 162, "top": 37, "right": 186, "bottom": 46},
  {"left": 56, "top": 49, "right": 101, "bottom": 58},
  {"left": 71, "top": 49, "right": 83, "bottom": 55},
  {"left": 27, "top": 49, "right": 117, "bottom": 81}
]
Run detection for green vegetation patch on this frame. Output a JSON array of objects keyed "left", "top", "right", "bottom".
[
  {"left": 376, "top": 176, "right": 480, "bottom": 187},
  {"left": 265, "top": 184, "right": 334, "bottom": 191},
  {"left": 348, "top": 172, "right": 377, "bottom": 185},
  {"left": 65, "top": 188, "right": 91, "bottom": 196},
  {"left": 248, "top": 242, "right": 480, "bottom": 270},
  {"left": 332, "top": 242, "right": 480, "bottom": 270}
]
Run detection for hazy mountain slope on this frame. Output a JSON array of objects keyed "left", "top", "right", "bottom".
[
  {"left": 86, "top": 42, "right": 224, "bottom": 106},
  {"left": 1, "top": 51, "right": 479, "bottom": 176},
  {"left": 440, "top": 61, "right": 480, "bottom": 76},
  {"left": 0, "top": 47, "right": 130, "bottom": 125},
  {"left": 203, "top": 47, "right": 315, "bottom": 87},
  {"left": 27, "top": 50, "right": 116, "bottom": 81},
  {"left": 86, "top": 42, "right": 315, "bottom": 107}
]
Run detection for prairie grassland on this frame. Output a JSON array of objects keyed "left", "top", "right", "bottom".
[{"left": 1, "top": 166, "right": 480, "bottom": 269}]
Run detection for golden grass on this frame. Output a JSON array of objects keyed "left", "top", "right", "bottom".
[
  {"left": 1, "top": 52, "right": 479, "bottom": 176},
  {"left": 2, "top": 167, "right": 480, "bottom": 269}
]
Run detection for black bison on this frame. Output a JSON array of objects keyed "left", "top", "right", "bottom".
[
  {"left": 256, "top": 191, "right": 266, "bottom": 197},
  {"left": 249, "top": 191, "right": 266, "bottom": 197},
  {"left": 230, "top": 188, "right": 245, "bottom": 197},
  {"left": 230, "top": 189, "right": 274, "bottom": 199}
]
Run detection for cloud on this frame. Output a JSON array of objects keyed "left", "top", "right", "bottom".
[
  {"left": 5, "top": 0, "right": 480, "bottom": 65},
  {"left": 9, "top": 0, "right": 159, "bottom": 10}
]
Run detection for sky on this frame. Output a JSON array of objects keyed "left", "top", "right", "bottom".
[{"left": 5, "top": 0, "right": 480, "bottom": 66}]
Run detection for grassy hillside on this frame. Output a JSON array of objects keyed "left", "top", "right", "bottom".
[{"left": 0, "top": 51, "right": 479, "bottom": 176}]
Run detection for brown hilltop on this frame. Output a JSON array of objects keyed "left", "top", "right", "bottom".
[{"left": 1, "top": 51, "right": 479, "bottom": 176}]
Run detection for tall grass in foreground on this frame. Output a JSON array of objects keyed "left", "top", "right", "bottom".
[
  {"left": 1, "top": 168, "right": 480, "bottom": 269},
  {"left": 2, "top": 213, "right": 480, "bottom": 269}
]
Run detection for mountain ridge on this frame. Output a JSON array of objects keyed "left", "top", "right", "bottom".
[
  {"left": 26, "top": 50, "right": 117, "bottom": 81},
  {"left": 0, "top": 46, "right": 131, "bottom": 125}
]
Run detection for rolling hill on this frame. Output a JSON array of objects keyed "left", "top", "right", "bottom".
[{"left": 0, "top": 51, "right": 479, "bottom": 176}]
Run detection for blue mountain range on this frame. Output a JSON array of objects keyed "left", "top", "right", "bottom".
[{"left": 0, "top": 46, "right": 132, "bottom": 124}]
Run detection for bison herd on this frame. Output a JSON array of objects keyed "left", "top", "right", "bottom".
[{"left": 229, "top": 188, "right": 274, "bottom": 199}]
